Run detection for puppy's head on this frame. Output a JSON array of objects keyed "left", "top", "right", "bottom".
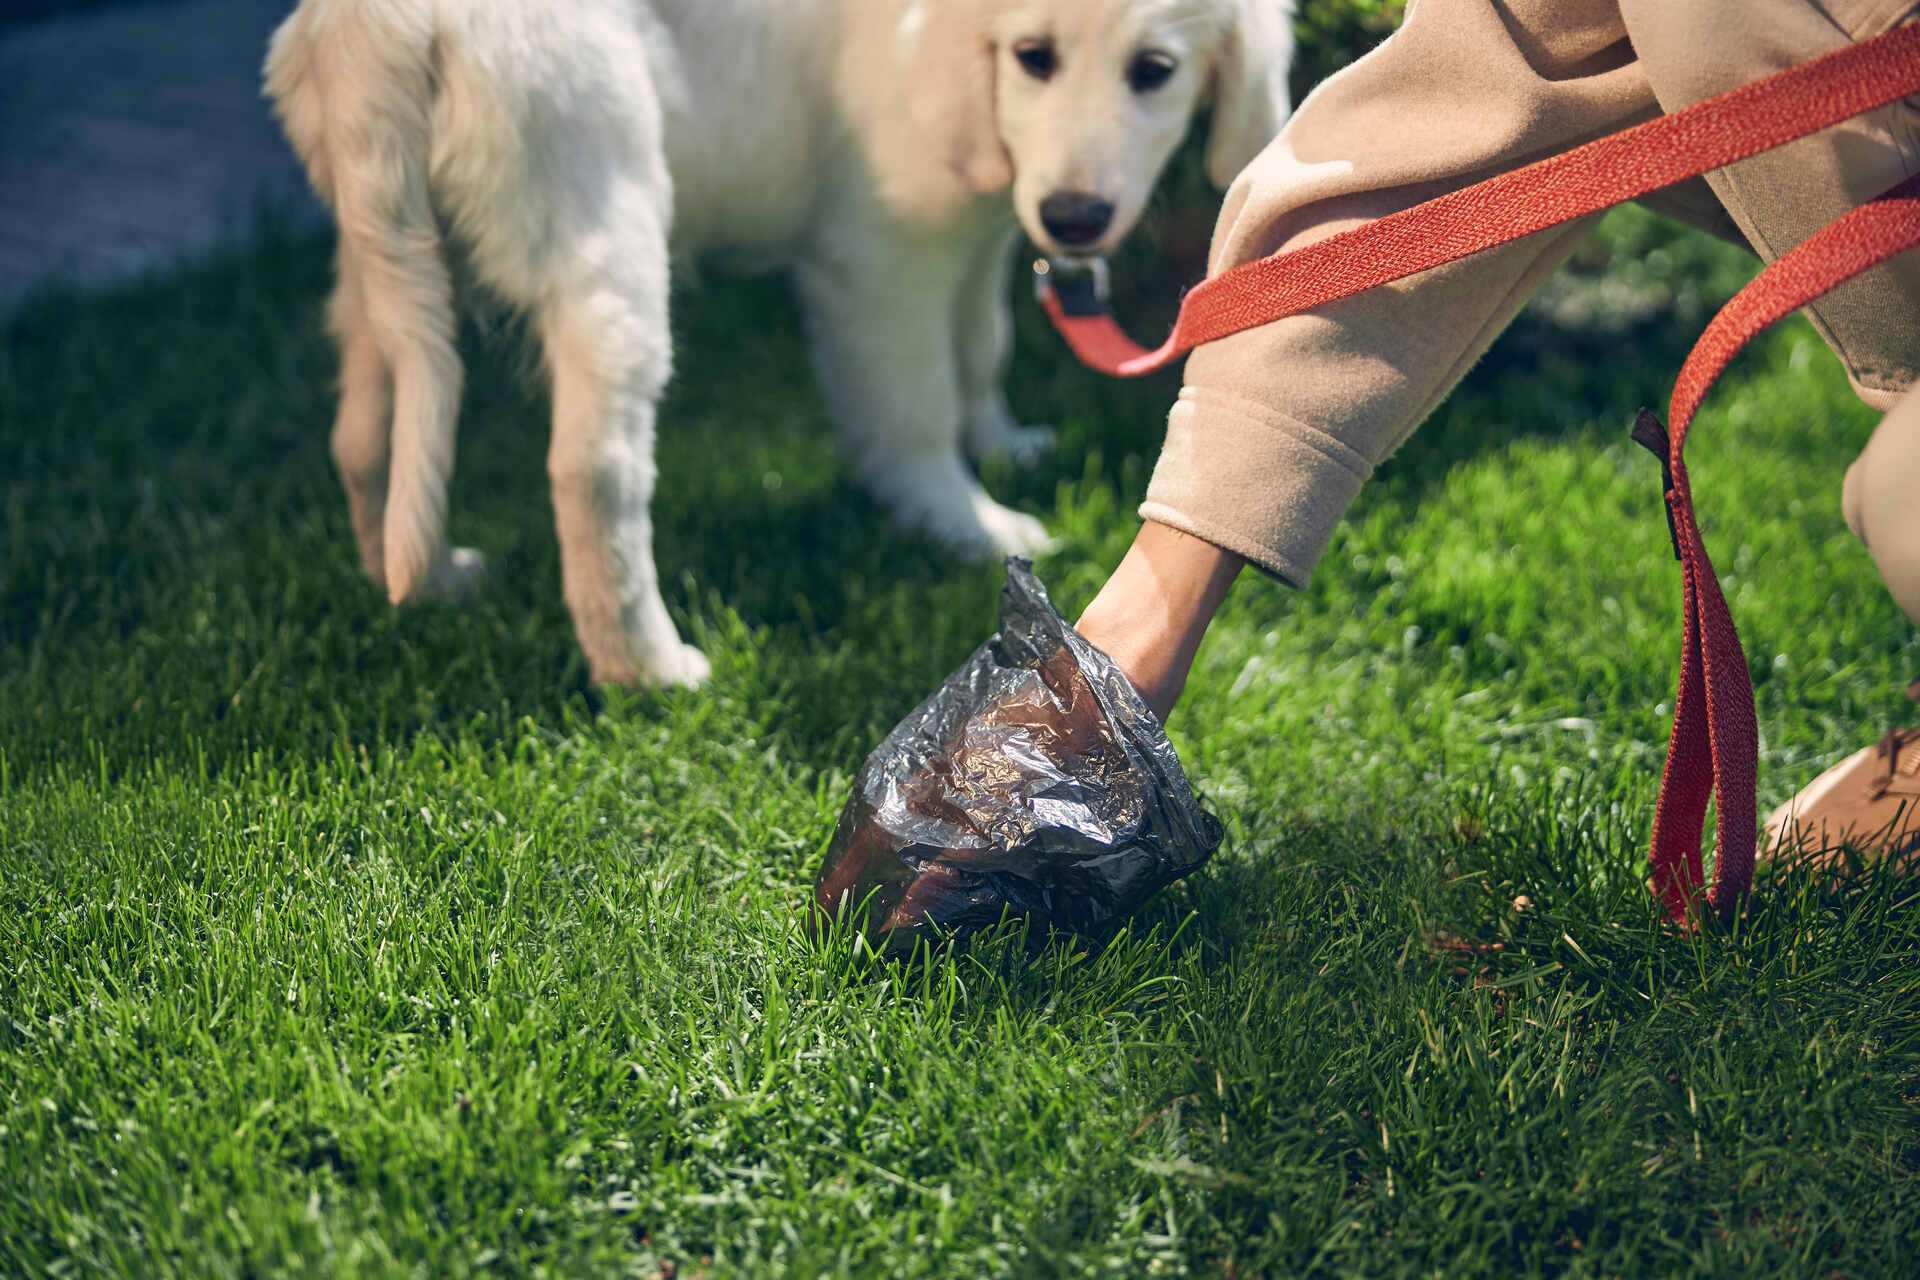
[{"left": 904, "top": 0, "right": 1294, "bottom": 258}]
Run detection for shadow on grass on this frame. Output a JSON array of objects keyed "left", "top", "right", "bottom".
[{"left": 0, "top": 202, "right": 1762, "bottom": 785}]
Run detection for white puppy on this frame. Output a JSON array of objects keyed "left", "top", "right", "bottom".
[{"left": 266, "top": 0, "right": 1293, "bottom": 685}]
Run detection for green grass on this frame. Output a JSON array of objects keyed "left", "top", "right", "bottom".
[{"left": 4, "top": 199, "right": 1918, "bottom": 1277}]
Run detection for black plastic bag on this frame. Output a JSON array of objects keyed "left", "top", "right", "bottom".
[{"left": 813, "top": 558, "right": 1223, "bottom": 953}]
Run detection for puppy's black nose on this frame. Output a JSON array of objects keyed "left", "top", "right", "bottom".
[{"left": 1039, "top": 192, "right": 1114, "bottom": 247}]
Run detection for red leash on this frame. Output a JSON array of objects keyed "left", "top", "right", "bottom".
[
  {"left": 1038, "top": 26, "right": 1920, "bottom": 922},
  {"left": 1639, "top": 174, "right": 1920, "bottom": 921}
]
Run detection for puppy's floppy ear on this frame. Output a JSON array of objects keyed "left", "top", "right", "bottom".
[
  {"left": 897, "top": 0, "right": 1013, "bottom": 194},
  {"left": 1206, "top": 0, "right": 1295, "bottom": 188}
]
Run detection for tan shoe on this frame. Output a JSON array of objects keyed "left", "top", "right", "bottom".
[{"left": 1762, "top": 726, "right": 1920, "bottom": 872}]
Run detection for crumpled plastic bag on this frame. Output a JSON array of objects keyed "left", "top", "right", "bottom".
[{"left": 812, "top": 558, "right": 1223, "bottom": 954}]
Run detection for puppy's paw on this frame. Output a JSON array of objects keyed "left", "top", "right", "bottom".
[
  {"left": 414, "top": 546, "right": 489, "bottom": 603},
  {"left": 596, "top": 640, "right": 711, "bottom": 689},
  {"left": 969, "top": 501, "right": 1057, "bottom": 559},
  {"left": 867, "top": 454, "right": 1058, "bottom": 560},
  {"left": 640, "top": 640, "right": 712, "bottom": 689}
]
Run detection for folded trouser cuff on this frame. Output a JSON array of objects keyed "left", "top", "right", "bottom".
[{"left": 1140, "top": 387, "right": 1372, "bottom": 588}]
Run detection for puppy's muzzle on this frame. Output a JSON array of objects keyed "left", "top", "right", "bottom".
[{"left": 1038, "top": 192, "right": 1114, "bottom": 248}]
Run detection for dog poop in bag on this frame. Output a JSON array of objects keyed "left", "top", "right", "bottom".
[{"left": 813, "top": 558, "right": 1223, "bottom": 954}]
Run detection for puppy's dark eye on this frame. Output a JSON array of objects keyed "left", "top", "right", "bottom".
[
  {"left": 1127, "top": 50, "right": 1177, "bottom": 93},
  {"left": 1013, "top": 40, "right": 1058, "bottom": 81}
]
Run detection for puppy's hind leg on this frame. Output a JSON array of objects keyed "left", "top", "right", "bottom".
[
  {"left": 349, "top": 231, "right": 486, "bottom": 604},
  {"left": 328, "top": 116, "right": 482, "bottom": 603},
  {"left": 540, "top": 258, "right": 708, "bottom": 689},
  {"left": 270, "top": 0, "right": 480, "bottom": 602},
  {"left": 332, "top": 247, "right": 486, "bottom": 597},
  {"left": 326, "top": 246, "right": 393, "bottom": 588}
]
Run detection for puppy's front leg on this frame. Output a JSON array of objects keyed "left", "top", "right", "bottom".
[
  {"left": 954, "top": 224, "right": 1056, "bottom": 468},
  {"left": 541, "top": 286, "right": 708, "bottom": 689},
  {"left": 795, "top": 230, "right": 1053, "bottom": 559}
]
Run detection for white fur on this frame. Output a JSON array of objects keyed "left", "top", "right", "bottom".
[{"left": 266, "top": 0, "right": 1293, "bottom": 686}]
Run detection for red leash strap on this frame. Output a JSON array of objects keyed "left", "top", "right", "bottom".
[
  {"left": 1641, "top": 173, "right": 1920, "bottom": 923},
  {"left": 1037, "top": 24, "right": 1920, "bottom": 377}
]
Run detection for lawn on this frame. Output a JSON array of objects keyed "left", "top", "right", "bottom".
[{"left": 4, "top": 180, "right": 1919, "bottom": 1276}]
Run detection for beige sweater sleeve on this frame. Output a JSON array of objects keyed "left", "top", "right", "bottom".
[{"left": 1141, "top": 0, "right": 1659, "bottom": 585}]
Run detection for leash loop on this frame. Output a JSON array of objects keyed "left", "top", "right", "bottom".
[{"left": 1646, "top": 173, "right": 1920, "bottom": 922}]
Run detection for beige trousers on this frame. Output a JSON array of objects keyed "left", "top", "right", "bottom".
[{"left": 1143, "top": 0, "right": 1920, "bottom": 626}]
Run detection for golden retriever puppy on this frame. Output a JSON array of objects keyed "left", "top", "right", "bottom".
[{"left": 266, "top": 0, "right": 1293, "bottom": 685}]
